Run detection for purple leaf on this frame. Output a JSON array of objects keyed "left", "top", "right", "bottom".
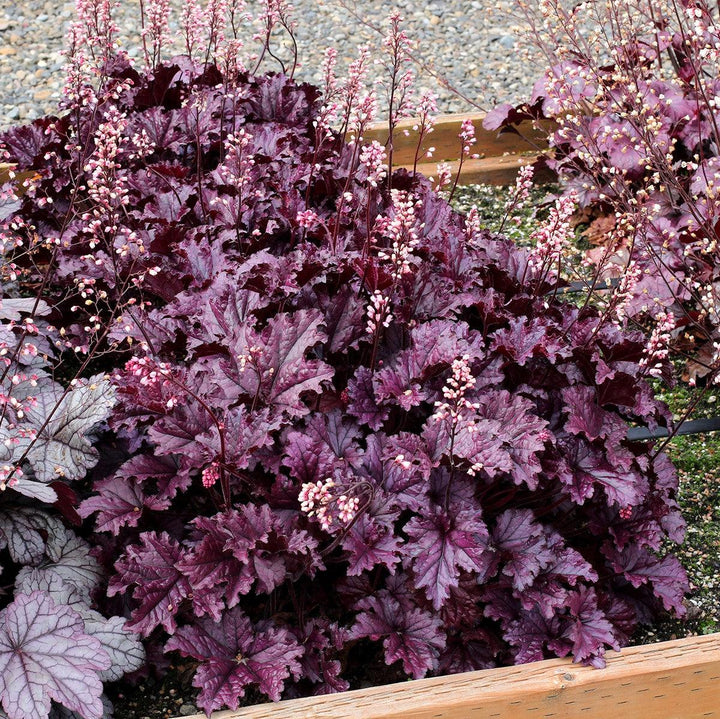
[
  {"left": 505, "top": 608, "right": 564, "bottom": 664},
  {"left": 405, "top": 508, "right": 493, "bottom": 609},
  {"left": 197, "top": 405, "right": 278, "bottom": 470},
  {"left": 493, "top": 509, "right": 555, "bottom": 591},
  {"left": 563, "top": 586, "right": 617, "bottom": 666},
  {"left": 346, "top": 366, "right": 389, "bottom": 430},
  {"left": 475, "top": 390, "right": 549, "bottom": 489},
  {"left": 374, "top": 320, "right": 479, "bottom": 409},
  {"left": 423, "top": 412, "right": 511, "bottom": 479},
  {"left": 379, "top": 432, "right": 432, "bottom": 512},
  {"left": 78, "top": 474, "right": 169, "bottom": 535},
  {"left": 482, "top": 103, "right": 515, "bottom": 131},
  {"left": 604, "top": 544, "right": 688, "bottom": 614},
  {"left": 114, "top": 453, "right": 189, "bottom": 502},
  {"left": 166, "top": 609, "right": 303, "bottom": 713},
  {"left": 562, "top": 386, "right": 627, "bottom": 443},
  {"left": 289, "top": 620, "right": 349, "bottom": 695},
  {"left": 341, "top": 513, "right": 402, "bottom": 575},
  {"left": 0, "top": 592, "right": 110, "bottom": 719},
  {"left": 223, "top": 309, "right": 334, "bottom": 417},
  {"left": 109, "top": 532, "right": 191, "bottom": 636},
  {"left": 351, "top": 594, "right": 446, "bottom": 679},
  {"left": 176, "top": 508, "right": 272, "bottom": 614},
  {"left": 565, "top": 437, "right": 648, "bottom": 508}
]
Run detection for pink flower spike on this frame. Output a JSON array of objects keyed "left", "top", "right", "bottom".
[{"left": 201, "top": 461, "right": 221, "bottom": 489}]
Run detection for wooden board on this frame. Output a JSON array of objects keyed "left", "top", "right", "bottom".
[
  {"left": 0, "top": 161, "right": 39, "bottom": 192},
  {"left": 360, "top": 113, "right": 556, "bottom": 186},
  {"left": 406, "top": 154, "right": 555, "bottom": 187},
  {"left": 179, "top": 632, "right": 720, "bottom": 719},
  {"left": 1, "top": 112, "right": 555, "bottom": 189}
]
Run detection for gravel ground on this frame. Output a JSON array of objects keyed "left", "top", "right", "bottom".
[{"left": 0, "top": 0, "right": 540, "bottom": 130}]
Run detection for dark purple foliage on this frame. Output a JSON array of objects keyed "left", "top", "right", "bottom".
[
  {"left": 166, "top": 609, "right": 303, "bottom": 713},
  {"left": 1, "top": 54, "right": 688, "bottom": 713}
]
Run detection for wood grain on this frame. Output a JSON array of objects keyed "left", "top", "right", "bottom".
[
  {"left": 0, "top": 162, "right": 40, "bottom": 192},
  {"left": 179, "top": 633, "right": 720, "bottom": 719},
  {"left": 359, "top": 113, "right": 556, "bottom": 185},
  {"left": 405, "top": 154, "right": 555, "bottom": 187}
]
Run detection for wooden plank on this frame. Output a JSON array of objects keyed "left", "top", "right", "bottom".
[
  {"left": 404, "top": 154, "right": 555, "bottom": 187},
  {"left": 178, "top": 632, "right": 720, "bottom": 719},
  {"left": 0, "top": 162, "right": 39, "bottom": 192},
  {"left": 362, "top": 113, "right": 556, "bottom": 168}
]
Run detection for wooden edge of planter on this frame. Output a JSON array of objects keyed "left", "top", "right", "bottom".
[
  {"left": 359, "top": 113, "right": 557, "bottom": 186},
  {"left": 178, "top": 632, "right": 720, "bottom": 719},
  {"left": 397, "top": 153, "right": 556, "bottom": 187},
  {"left": 0, "top": 161, "right": 39, "bottom": 192},
  {"left": 1, "top": 112, "right": 557, "bottom": 188}
]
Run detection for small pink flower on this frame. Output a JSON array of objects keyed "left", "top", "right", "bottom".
[
  {"left": 459, "top": 118, "right": 477, "bottom": 157},
  {"left": 201, "top": 461, "right": 221, "bottom": 489}
]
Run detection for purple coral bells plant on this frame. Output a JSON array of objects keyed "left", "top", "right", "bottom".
[
  {"left": 0, "top": 0, "right": 690, "bottom": 716},
  {"left": 492, "top": 0, "right": 720, "bottom": 385}
]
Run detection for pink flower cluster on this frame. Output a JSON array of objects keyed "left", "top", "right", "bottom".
[
  {"left": 376, "top": 190, "right": 422, "bottom": 281},
  {"left": 74, "top": 0, "right": 118, "bottom": 54},
  {"left": 359, "top": 141, "right": 388, "bottom": 189},
  {"left": 216, "top": 130, "right": 255, "bottom": 196},
  {"left": 141, "top": 0, "right": 171, "bottom": 66},
  {"left": 612, "top": 260, "right": 642, "bottom": 324},
  {"left": 459, "top": 118, "right": 478, "bottom": 158},
  {"left": 342, "top": 47, "right": 373, "bottom": 137},
  {"left": 61, "top": 25, "right": 98, "bottom": 111},
  {"left": 527, "top": 193, "right": 576, "bottom": 277},
  {"left": 124, "top": 356, "right": 179, "bottom": 409},
  {"left": 502, "top": 164, "right": 534, "bottom": 227},
  {"left": 181, "top": 0, "right": 210, "bottom": 57},
  {"left": 639, "top": 311, "right": 676, "bottom": 378},
  {"left": 434, "top": 162, "right": 453, "bottom": 189},
  {"left": 365, "top": 290, "right": 392, "bottom": 335},
  {"left": 411, "top": 90, "right": 438, "bottom": 163},
  {"left": 298, "top": 478, "right": 359, "bottom": 531},
  {"left": 202, "top": 461, "right": 221, "bottom": 489},
  {"left": 380, "top": 12, "right": 416, "bottom": 123},
  {"left": 0, "top": 464, "right": 22, "bottom": 492},
  {"left": 83, "top": 106, "right": 129, "bottom": 213},
  {"left": 313, "top": 48, "right": 340, "bottom": 139},
  {"left": 432, "top": 354, "right": 479, "bottom": 422}
]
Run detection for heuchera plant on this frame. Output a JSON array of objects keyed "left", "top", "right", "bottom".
[
  {"left": 0, "top": 278, "right": 144, "bottom": 718},
  {"left": 0, "top": 1, "right": 689, "bottom": 716},
  {"left": 490, "top": 0, "right": 720, "bottom": 383}
]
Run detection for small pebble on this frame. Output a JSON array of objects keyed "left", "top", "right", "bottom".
[{"left": 0, "top": 0, "right": 542, "bottom": 131}]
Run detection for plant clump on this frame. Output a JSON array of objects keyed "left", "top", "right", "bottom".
[
  {"left": 492, "top": 0, "right": 720, "bottom": 384},
  {"left": 0, "top": 1, "right": 691, "bottom": 716}
]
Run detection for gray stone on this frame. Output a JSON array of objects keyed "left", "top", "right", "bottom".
[{"left": 0, "top": 0, "right": 539, "bottom": 137}]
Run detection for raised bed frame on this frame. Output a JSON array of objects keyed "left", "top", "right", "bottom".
[
  {"left": 184, "top": 633, "right": 720, "bottom": 719},
  {"left": 2, "top": 118, "right": 717, "bottom": 719},
  {"left": 362, "top": 112, "right": 556, "bottom": 186}
]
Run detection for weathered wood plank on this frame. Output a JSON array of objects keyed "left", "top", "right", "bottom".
[
  {"left": 361, "top": 113, "right": 555, "bottom": 171},
  {"left": 402, "top": 153, "right": 555, "bottom": 187},
  {"left": 0, "top": 162, "right": 39, "bottom": 192},
  {"left": 179, "top": 632, "right": 720, "bottom": 719}
]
